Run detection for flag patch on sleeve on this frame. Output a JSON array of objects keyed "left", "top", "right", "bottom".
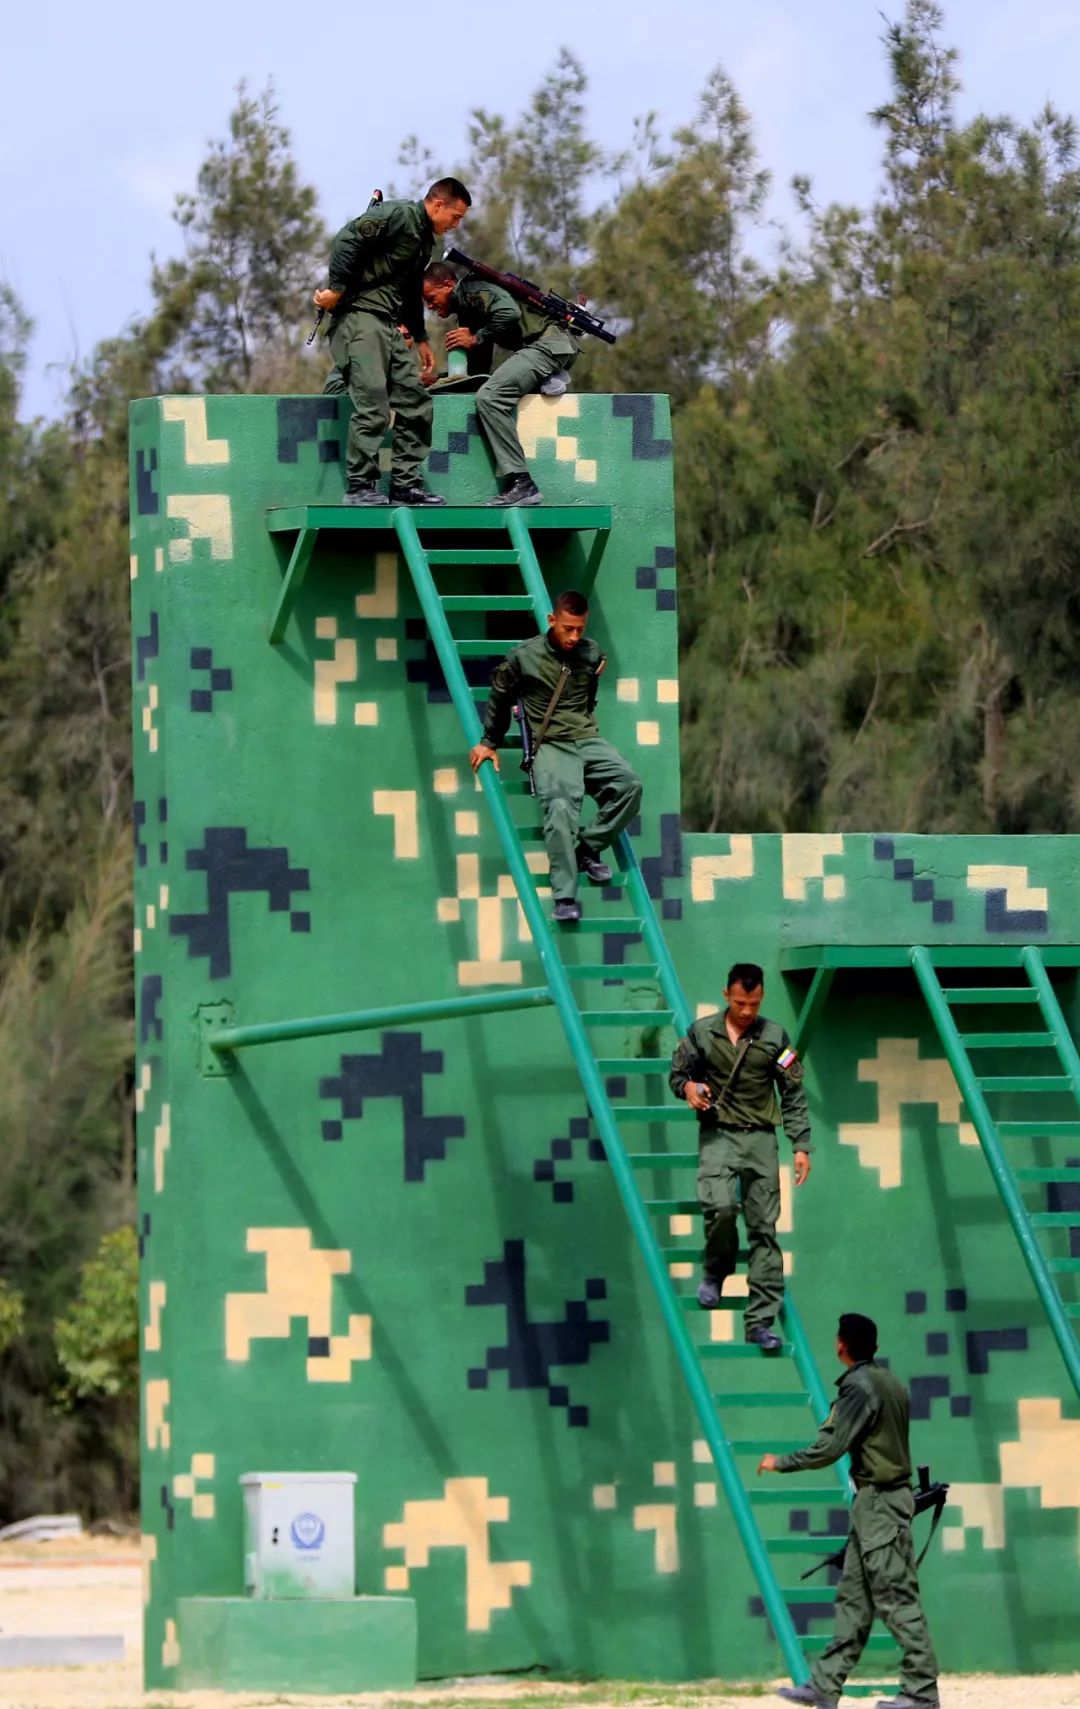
[{"left": 777, "top": 1047, "right": 798, "bottom": 1070}]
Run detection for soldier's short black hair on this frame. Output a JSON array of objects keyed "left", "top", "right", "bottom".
[
  {"left": 553, "top": 589, "right": 589, "bottom": 616},
  {"left": 839, "top": 1313, "right": 878, "bottom": 1360},
  {"left": 727, "top": 962, "right": 764, "bottom": 992},
  {"left": 428, "top": 177, "right": 472, "bottom": 207},
  {"left": 424, "top": 262, "right": 458, "bottom": 287}
]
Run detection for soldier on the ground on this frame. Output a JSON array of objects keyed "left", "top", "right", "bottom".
[
  {"left": 422, "top": 261, "right": 579, "bottom": 508},
  {"left": 762, "top": 1312, "right": 941, "bottom": 1709},
  {"left": 315, "top": 179, "right": 472, "bottom": 507},
  {"left": 669, "top": 964, "right": 811, "bottom": 1352},
  {"left": 469, "top": 590, "right": 641, "bottom": 923}
]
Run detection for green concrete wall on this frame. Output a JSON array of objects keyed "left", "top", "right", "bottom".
[{"left": 130, "top": 391, "right": 1080, "bottom": 1690}]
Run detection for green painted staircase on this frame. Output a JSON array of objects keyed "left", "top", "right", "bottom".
[
  {"left": 912, "top": 943, "right": 1080, "bottom": 1401},
  {"left": 381, "top": 502, "right": 901, "bottom": 1688}
]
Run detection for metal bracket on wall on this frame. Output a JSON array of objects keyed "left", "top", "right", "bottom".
[{"left": 197, "top": 1001, "right": 237, "bottom": 1077}]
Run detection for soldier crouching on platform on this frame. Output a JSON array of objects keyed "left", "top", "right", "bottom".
[
  {"left": 315, "top": 179, "right": 472, "bottom": 507},
  {"left": 422, "top": 260, "right": 580, "bottom": 508},
  {"left": 763, "top": 1312, "right": 941, "bottom": 1709},
  {"left": 469, "top": 590, "right": 641, "bottom": 924},
  {"left": 669, "top": 964, "right": 811, "bottom": 1352}
]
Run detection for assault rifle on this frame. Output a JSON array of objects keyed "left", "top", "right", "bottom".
[
  {"left": 307, "top": 188, "right": 383, "bottom": 344},
  {"left": 515, "top": 703, "right": 536, "bottom": 796},
  {"left": 800, "top": 1466, "right": 951, "bottom": 1581},
  {"left": 443, "top": 245, "right": 617, "bottom": 345}
]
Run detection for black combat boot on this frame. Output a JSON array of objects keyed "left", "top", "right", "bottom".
[
  {"left": 342, "top": 484, "right": 389, "bottom": 507},
  {"left": 389, "top": 482, "right": 447, "bottom": 507},
  {"left": 746, "top": 1323, "right": 784, "bottom": 1353},
  {"left": 576, "top": 845, "right": 612, "bottom": 885},
  {"left": 486, "top": 474, "right": 542, "bottom": 508},
  {"left": 553, "top": 899, "right": 581, "bottom": 925}
]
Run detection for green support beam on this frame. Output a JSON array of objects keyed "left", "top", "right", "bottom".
[{"left": 209, "top": 985, "right": 555, "bottom": 1057}]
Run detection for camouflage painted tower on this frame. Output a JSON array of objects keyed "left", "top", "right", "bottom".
[{"left": 131, "top": 389, "right": 1080, "bottom": 1693}]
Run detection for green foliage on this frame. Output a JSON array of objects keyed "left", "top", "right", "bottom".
[
  {"left": 55, "top": 1227, "right": 139, "bottom": 1403},
  {"left": 0, "top": 1279, "right": 26, "bottom": 1356}
]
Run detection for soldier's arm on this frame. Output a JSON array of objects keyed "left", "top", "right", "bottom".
[
  {"left": 480, "top": 653, "right": 523, "bottom": 748},
  {"left": 670, "top": 1027, "right": 706, "bottom": 1101},
  {"left": 774, "top": 1031, "right": 812, "bottom": 1152},
  {"left": 773, "top": 1384, "right": 878, "bottom": 1473},
  {"left": 473, "top": 288, "right": 525, "bottom": 351}
]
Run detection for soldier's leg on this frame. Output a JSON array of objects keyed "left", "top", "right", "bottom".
[
  {"left": 740, "top": 1131, "right": 784, "bottom": 1331},
  {"left": 475, "top": 345, "right": 558, "bottom": 479},
  {"left": 386, "top": 327, "right": 434, "bottom": 488},
  {"left": 697, "top": 1133, "right": 739, "bottom": 1289},
  {"left": 328, "top": 311, "right": 392, "bottom": 490},
  {"left": 810, "top": 1538, "right": 875, "bottom": 1701},
  {"left": 530, "top": 741, "right": 586, "bottom": 903},
  {"left": 863, "top": 1523, "right": 939, "bottom": 1702},
  {"left": 578, "top": 738, "right": 643, "bottom": 856}
]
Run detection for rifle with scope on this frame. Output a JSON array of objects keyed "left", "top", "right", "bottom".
[{"left": 443, "top": 246, "right": 617, "bottom": 346}]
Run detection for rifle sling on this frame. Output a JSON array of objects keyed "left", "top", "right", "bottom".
[
  {"left": 526, "top": 665, "right": 571, "bottom": 764},
  {"left": 799, "top": 1485, "right": 949, "bottom": 1581}
]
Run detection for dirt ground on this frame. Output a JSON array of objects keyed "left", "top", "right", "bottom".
[{"left": 1, "top": 1539, "right": 1078, "bottom": 1709}]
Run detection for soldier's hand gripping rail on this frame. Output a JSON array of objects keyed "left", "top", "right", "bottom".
[{"left": 443, "top": 245, "right": 617, "bottom": 345}]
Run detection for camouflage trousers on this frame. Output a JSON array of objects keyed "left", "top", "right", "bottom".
[{"left": 813, "top": 1485, "right": 939, "bottom": 1704}]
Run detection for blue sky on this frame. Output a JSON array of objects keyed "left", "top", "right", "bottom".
[{"left": 4, "top": 0, "right": 1079, "bottom": 420}]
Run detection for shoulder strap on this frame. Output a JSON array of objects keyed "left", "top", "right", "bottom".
[
  {"left": 587, "top": 654, "right": 606, "bottom": 715},
  {"left": 711, "top": 1026, "right": 756, "bottom": 1121},
  {"left": 530, "top": 664, "right": 571, "bottom": 755}
]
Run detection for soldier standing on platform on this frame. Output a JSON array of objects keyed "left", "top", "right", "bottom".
[
  {"left": 314, "top": 179, "right": 472, "bottom": 507},
  {"left": 422, "top": 261, "right": 579, "bottom": 508},
  {"left": 763, "top": 1312, "right": 941, "bottom": 1709},
  {"left": 669, "top": 964, "right": 811, "bottom": 1352},
  {"left": 469, "top": 590, "right": 641, "bottom": 924}
]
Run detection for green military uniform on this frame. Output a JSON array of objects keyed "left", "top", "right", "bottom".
[
  {"left": 669, "top": 1013, "right": 810, "bottom": 1331},
  {"left": 481, "top": 632, "right": 641, "bottom": 902},
  {"left": 323, "top": 199, "right": 434, "bottom": 490},
  {"left": 775, "top": 1360, "right": 940, "bottom": 1705},
  {"left": 450, "top": 277, "right": 581, "bottom": 480}
]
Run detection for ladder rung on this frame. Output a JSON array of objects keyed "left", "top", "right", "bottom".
[
  {"left": 470, "top": 687, "right": 490, "bottom": 701},
  {"left": 561, "top": 964, "right": 660, "bottom": 981},
  {"left": 1029, "top": 1212, "right": 1080, "bottom": 1227},
  {"left": 456, "top": 638, "right": 529, "bottom": 656},
  {"left": 976, "top": 1075, "right": 1071, "bottom": 1092},
  {"left": 620, "top": 1107, "right": 696, "bottom": 1123},
  {"left": 750, "top": 1487, "right": 839, "bottom": 1505},
  {"left": 642, "top": 1199, "right": 700, "bottom": 1214},
  {"left": 943, "top": 988, "right": 1039, "bottom": 1004},
  {"left": 958, "top": 1032, "right": 1054, "bottom": 1049},
  {"left": 1014, "top": 1167, "right": 1080, "bottom": 1182},
  {"left": 677, "top": 1296, "right": 747, "bottom": 1311},
  {"left": 579, "top": 1011, "right": 675, "bottom": 1026},
  {"left": 804, "top": 1634, "right": 897, "bottom": 1654},
  {"left": 998, "top": 1121, "right": 1080, "bottom": 1137},
  {"left": 498, "top": 779, "right": 534, "bottom": 795},
  {"left": 427, "top": 549, "right": 520, "bottom": 565},
  {"left": 699, "top": 1343, "right": 794, "bottom": 1361},
  {"left": 513, "top": 826, "right": 547, "bottom": 841},
  {"left": 572, "top": 922, "right": 644, "bottom": 937},
  {"left": 767, "top": 1536, "right": 848, "bottom": 1554},
  {"left": 441, "top": 594, "right": 533, "bottom": 610},
  {"left": 1065, "top": 1302, "right": 1080, "bottom": 1317},
  {"left": 783, "top": 1586, "right": 840, "bottom": 1603},
  {"left": 836, "top": 1687, "right": 900, "bottom": 1699},
  {"left": 729, "top": 1439, "right": 810, "bottom": 1455},
  {"left": 596, "top": 1056, "right": 665, "bottom": 1072},
  {"left": 713, "top": 1391, "right": 810, "bottom": 1409},
  {"left": 1048, "top": 1257, "right": 1080, "bottom": 1272}
]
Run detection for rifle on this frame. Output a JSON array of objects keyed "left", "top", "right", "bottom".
[
  {"left": 443, "top": 245, "right": 617, "bottom": 345},
  {"left": 799, "top": 1466, "right": 951, "bottom": 1581},
  {"left": 515, "top": 704, "right": 536, "bottom": 796},
  {"left": 308, "top": 188, "right": 383, "bottom": 345}
]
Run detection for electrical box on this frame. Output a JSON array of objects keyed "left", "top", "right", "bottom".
[{"left": 240, "top": 1472, "right": 356, "bottom": 1599}]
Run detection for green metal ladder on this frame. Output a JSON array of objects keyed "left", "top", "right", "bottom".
[
  {"left": 913, "top": 944, "right": 1080, "bottom": 1401},
  {"left": 391, "top": 504, "right": 900, "bottom": 1686}
]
